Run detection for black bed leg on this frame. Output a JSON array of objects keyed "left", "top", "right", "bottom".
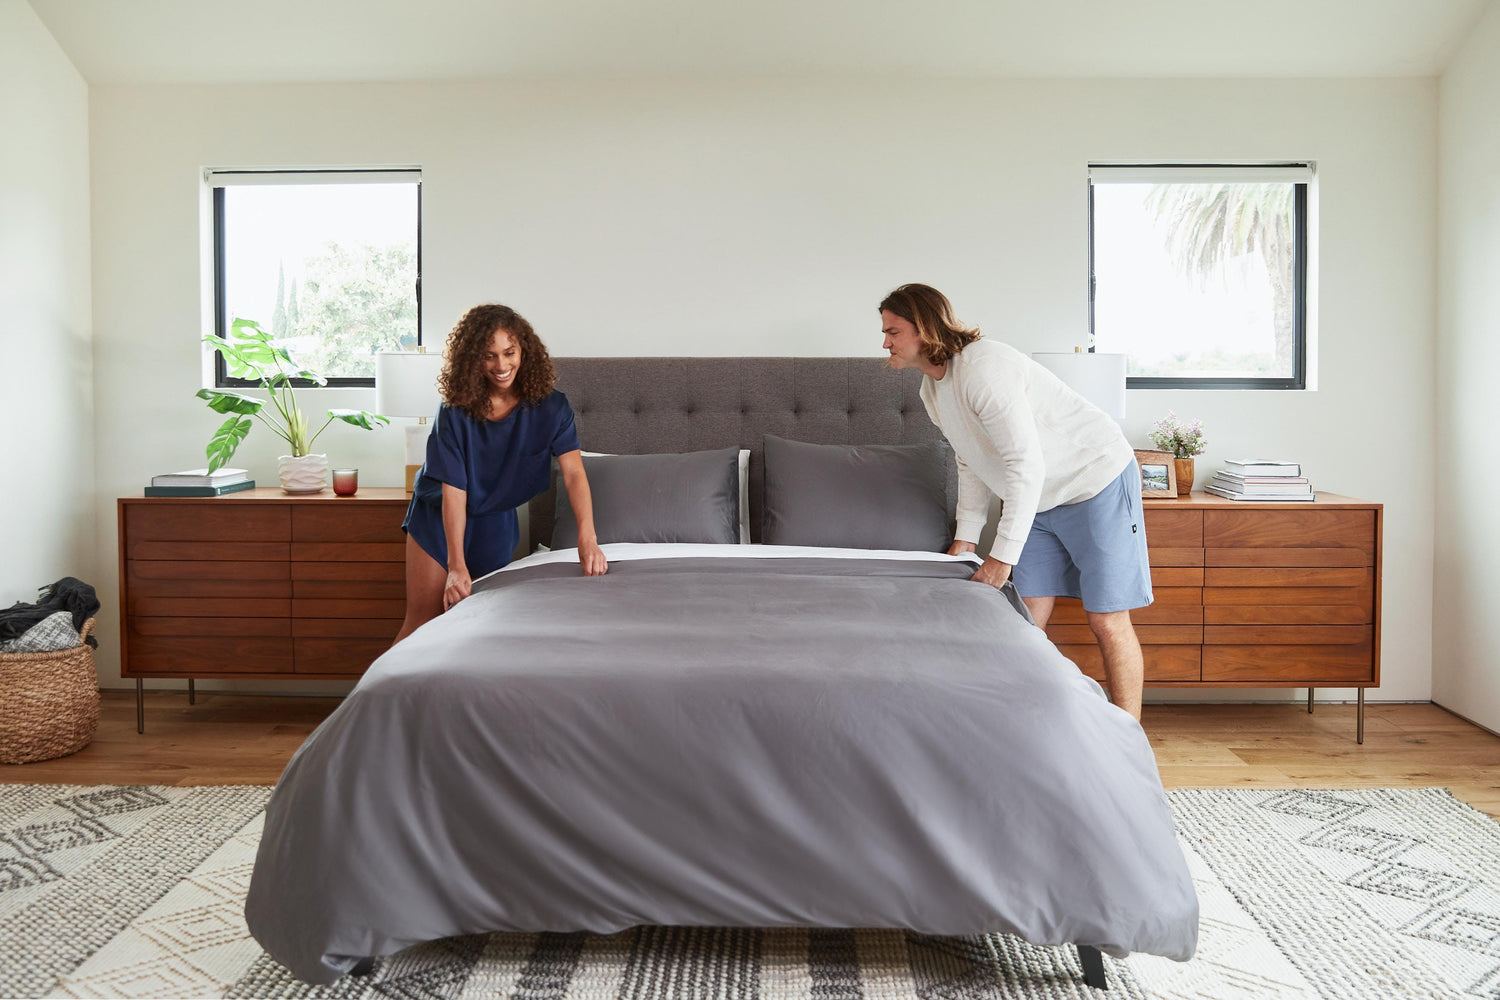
[
  {"left": 349, "top": 957, "right": 376, "bottom": 977},
  {"left": 1077, "top": 945, "right": 1107, "bottom": 990}
]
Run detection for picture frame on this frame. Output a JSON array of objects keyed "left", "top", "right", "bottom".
[{"left": 1134, "top": 449, "right": 1178, "bottom": 496}]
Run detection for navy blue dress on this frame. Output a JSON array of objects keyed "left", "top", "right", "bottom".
[{"left": 401, "top": 391, "right": 582, "bottom": 578}]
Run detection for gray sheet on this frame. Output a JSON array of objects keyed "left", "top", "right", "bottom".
[{"left": 245, "top": 552, "right": 1198, "bottom": 984}]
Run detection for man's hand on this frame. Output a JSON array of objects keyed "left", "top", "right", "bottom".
[
  {"left": 947, "top": 540, "right": 977, "bottom": 557},
  {"left": 970, "top": 556, "right": 1012, "bottom": 590},
  {"left": 578, "top": 538, "right": 608, "bottom": 577}
]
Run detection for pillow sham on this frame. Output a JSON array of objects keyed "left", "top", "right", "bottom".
[
  {"left": 585, "top": 449, "right": 751, "bottom": 544},
  {"left": 553, "top": 447, "right": 741, "bottom": 547},
  {"left": 761, "top": 434, "right": 950, "bottom": 552}
]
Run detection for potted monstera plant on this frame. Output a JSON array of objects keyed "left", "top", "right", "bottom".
[{"left": 197, "top": 318, "right": 389, "bottom": 492}]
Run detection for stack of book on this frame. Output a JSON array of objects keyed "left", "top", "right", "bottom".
[
  {"left": 1205, "top": 460, "right": 1314, "bottom": 502},
  {"left": 144, "top": 468, "right": 255, "bottom": 497}
]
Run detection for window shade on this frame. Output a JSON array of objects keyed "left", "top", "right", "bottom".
[
  {"left": 205, "top": 169, "right": 421, "bottom": 187},
  {"left": 1088, "top": 164, "right": 1314, "bottom": 184}
]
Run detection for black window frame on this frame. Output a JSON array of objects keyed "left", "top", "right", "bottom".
[
  {"left": 1087, "top": 163, "right": 1309, "bottom": 391},
  {"left": 211, "top": 169, "right": 423, "bottom": 390}
]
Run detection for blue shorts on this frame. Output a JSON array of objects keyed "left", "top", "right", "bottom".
[
  {"left": 1011, "top": 461, "right": 1153, "bottom": 614},
  {"left": 401, "top": 495, "right": 519, "bottom": 580}
]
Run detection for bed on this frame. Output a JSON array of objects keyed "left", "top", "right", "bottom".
[{"left": 244, "top": 358, "right": 1198, "bottom": 987}]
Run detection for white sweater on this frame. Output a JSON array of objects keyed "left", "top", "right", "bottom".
[{"left": 920, "top": 339, "right": 1137, "bottom": 565}]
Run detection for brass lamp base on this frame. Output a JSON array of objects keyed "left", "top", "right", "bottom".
[{"left": 405, "top": 464, "right": 419, "bottom": 495}]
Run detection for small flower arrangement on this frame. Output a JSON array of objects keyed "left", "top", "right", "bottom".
[{"left": 1148, "top": 411, "right": 1206, "bottom": 460}]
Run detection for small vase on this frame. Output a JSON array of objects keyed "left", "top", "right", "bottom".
[
  {"left": 278, "top": 453, "right": 329, "bottom": 494},
  {"left": 1174, "top": 457, "right": 1194, "bottom": 497}
]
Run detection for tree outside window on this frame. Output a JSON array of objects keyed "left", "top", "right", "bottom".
[
  {"left": 210, "top": 171, "right": 421, "bottom": 388},
  {"left": 1089, "top": 164, "right": 1309, "bottom": 389}
]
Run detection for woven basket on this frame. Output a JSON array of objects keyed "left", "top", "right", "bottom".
[{"left": 0, "top": 617, "right": 101, "bottom": 764}]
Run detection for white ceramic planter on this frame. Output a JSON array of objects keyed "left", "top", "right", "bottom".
[{"left": 278, "top": 453, "right": 329, "bottom": 494}]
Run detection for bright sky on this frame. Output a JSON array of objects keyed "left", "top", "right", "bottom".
[
  {"left": 222, "top": 182, "right": 418, "bottom": 328},
  {"left": 1092, "top": 183, "right": 1279, "bottom": 377}
]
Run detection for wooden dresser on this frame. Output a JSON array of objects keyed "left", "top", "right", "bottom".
[
  {"left": 1045, "top": 491, "right": 1382, "bottom": 741},
  {"left": 118, "top": 488, "right": 409, "bottom": 731}
]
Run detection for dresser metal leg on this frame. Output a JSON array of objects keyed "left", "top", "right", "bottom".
[
  {"left": 1308, "top": 687, "right": 1314, "bottom": 713},
  {"left": 188, "top": 678, "right": 195, "bottom": 705},
  {"left": 136, "top": 679, "right": 144, "bottom": 734},
  {"left": 1357, "top": 688, "right": 1365, "bottom": 744}
]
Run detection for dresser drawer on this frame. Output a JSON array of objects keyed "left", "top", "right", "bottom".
[
  {"left": 129, "top": 617, "right": 291, "bottom": 637},
  {"left": 291, "top": 543, "right": 405, "bottom": 562},
  {"left": 1204, "top": 625, "right": 1369, "bottom": 645},
  {"left": 1148, "top": 547, "right": 1205, "bottom": 567},
  {"left": 292, "top": 619, "right": 401, "bottom": 638},
  {"left": 292, "top": 580, "right": 405, "bottom": 599},
  {"left": 1202, "top": 577, "right": 1373, "bottom": 608},
  {"left": 127, "top": 540, "right": 290, "bottom": 561},
  {"left": 1204, "top": 566, "right": 1370, "bottom": 588},
  {"left": 1048, "top": 590, "right": 1202, "bottom": 625},
  {"left": 1151, "top": 567, "right": 1204, "bottom": 587},
  {"left": 1205, "top": 546, "right": 1370, "bottom": 568},
  {"left": 294, "top": 638, "right": 393, "bottom": 675},
  {"left": 1144, "top": 510, "right": 1202, "bottom": 546},
  {"left": 292, "top": 561, "right": 404, "bottom": 581},
  {"left": 1058, "top": 644, "right": 1201, "bottom": 682},
  {"left": 1203, "top": 509, "right": 1376, "bottom": 554},
  {"left": 1047, "top": 625, "right": 1202, "bottom": 645},
  {"left": 1202, "top": 629, "right": 1374, "bottom": 683},
  {"left": 1204, "top": 604, "right": 1371, "bottom": 625},
  {"left": 127, "top": 636, "right": 294, "bottom": 674},
  {"left": 293, "top": 506, "right": 406, "bottom": 543},
  {"left": 128, "top": 560, "right": 289, "bottom": 581},
  {"left": 126, "top": 577, "right": 292, "bottom": 599},
  {"left": 128, "top": 596, "right": 291, "bottom": 617},
  {"left": 292, "top": 598, "right": 406, "bottom": 619},
  {"left": 127, "top": 504, "right": 290, "bottom": 542}
]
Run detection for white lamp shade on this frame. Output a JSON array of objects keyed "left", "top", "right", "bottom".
[
  {"left": 1031, "top": 351, "right": 1127, "bottom": 420},
  {"left": 375, "top": 351, "right": 444, "bottom": 418}
]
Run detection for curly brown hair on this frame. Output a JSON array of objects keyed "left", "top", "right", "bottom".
[
  {"left": 437, "top": 304, "right": 557, "bottom": 421},
  {"left": 878, "top": 283, "right": 981, "bottom": 366}
]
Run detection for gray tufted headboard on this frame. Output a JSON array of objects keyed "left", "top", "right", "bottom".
[{"left": 528, "top": 357, "right": 957, "bottom": 550}]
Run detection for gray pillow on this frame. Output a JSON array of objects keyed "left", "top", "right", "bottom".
[
  {"left": 553, "top": 448, "right": 740, "bottom": 547},
  {"left": 762, "top": 435, "right": 950, "bottom": 551}
]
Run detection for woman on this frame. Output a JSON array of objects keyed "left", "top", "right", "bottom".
[
  {"left": 393, "top": 304, "right": 606, "bottom": 645},
  {"left": 878, "top": 283, "right": 1150, "bottom": 720}
]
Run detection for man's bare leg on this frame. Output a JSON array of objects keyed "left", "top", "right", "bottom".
[
  {"left": 1087, "top": 609, "right": 1144, "bottom": 721},
  {"left": 1023, "top": 595, "right": 1055, "bottom": 628}
]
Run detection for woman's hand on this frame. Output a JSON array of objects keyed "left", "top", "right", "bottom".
[
  {"left": 947, "top": 539, "right": 977, "bottom": 557},
  {"left": 578, "top": 538, "right": 608, "bottom": 577},
  {"left": 443, "top": 567, "right": 473, "bottom": 610}
]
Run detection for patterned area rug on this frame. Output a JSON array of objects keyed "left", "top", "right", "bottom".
[{"left": 2, "top": 786, "right": 1498, "bottom": 999}]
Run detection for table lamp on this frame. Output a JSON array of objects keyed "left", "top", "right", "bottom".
[
  {"left": 1031, "top": 348, "right": 1127, "bottom": 421},
  {"left": 374, "top": 350, "right": 445, "bottom": 494}
]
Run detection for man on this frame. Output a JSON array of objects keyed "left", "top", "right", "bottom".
[{"left": 879, "top": 283, "right": 1151, "bottom": 720}]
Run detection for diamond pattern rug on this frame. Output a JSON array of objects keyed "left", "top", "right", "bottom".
[{"left": 1, "top": 786, "right": 1497, "bottom": 998}]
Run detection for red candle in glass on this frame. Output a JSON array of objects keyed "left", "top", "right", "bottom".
[{"left": 332, "top": 469, "right": 358, "bottom": 496}]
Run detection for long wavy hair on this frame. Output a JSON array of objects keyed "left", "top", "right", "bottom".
[
  {"left": 438, "top": 304, "right": 557, "bottom": 421},
  {"left": 878, "top": 283, "right": 981, "bottom": 366}
]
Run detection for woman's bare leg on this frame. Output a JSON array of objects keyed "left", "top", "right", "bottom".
[{"left": 392, "top": 535, "right": 447, "bottom": 646}]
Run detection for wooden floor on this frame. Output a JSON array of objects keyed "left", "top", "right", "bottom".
[{"left": 6, "top": 693, "right": 1500, "bottom": 820}]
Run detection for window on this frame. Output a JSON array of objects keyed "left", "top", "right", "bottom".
[
  {"left": 1088, "top": 163, "right": 1310, "bottom": 389},
  {"left": 208, "top": 169, "right": 421, "bottom": 388}
]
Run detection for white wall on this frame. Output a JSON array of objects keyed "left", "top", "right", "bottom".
[
  {"left": 1435, "top": 0, "right": 1500, "bottom": 733},
  {"left": 89, "top": 77, "right": 1436, "bottom": 701},
  {"left": 0, "top": 0, "right": 94, "bottom": 605}
]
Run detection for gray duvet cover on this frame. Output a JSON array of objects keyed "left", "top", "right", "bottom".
[{"left": 246, "top": 549, "right": 1198, "bottom": 984}]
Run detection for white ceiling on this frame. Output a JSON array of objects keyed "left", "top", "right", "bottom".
[{"left": 26, "top": 0, "right": 1493, "bottom": 85}]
